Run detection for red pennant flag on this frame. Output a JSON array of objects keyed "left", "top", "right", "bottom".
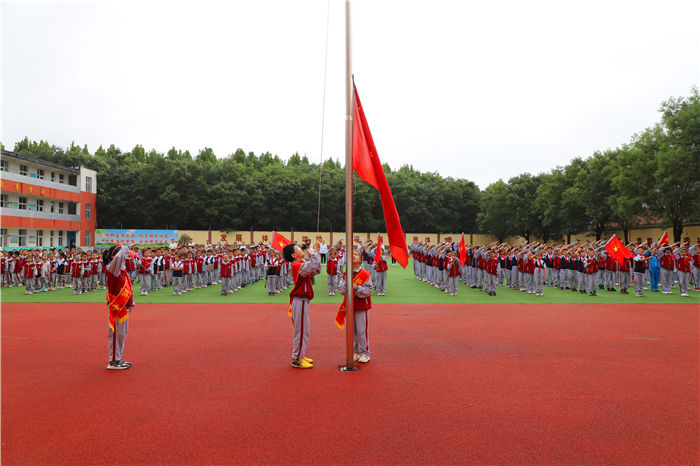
[
  {"left": 271, "top": 231, "right": 291, "bottom": 251},
  {"left": 459, "top": 233, "right": 467, "bottom": 267},
  {"left": 353, "top": 80, "right": 409, "bottom": 268},
  {"left": 605, "top": 234, "right": 634, "bottom": 267},
  {"left": 374, "top": 235, "right": 382, "bottom": 264},
  {"left": 658, "top": 231, "right": 669, "bottom": 246}
]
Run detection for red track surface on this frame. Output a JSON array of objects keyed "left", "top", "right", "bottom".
[{"left": 2, "top": 303, "right": 698, "bottom": 464}]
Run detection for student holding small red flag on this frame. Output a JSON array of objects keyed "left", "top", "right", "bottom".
[
  {"left": 336, "top": 248, "right": 374, "bottom": 363},
  {"left": 373, "top": 235, "right": 388, "bottom": 296},
  {"left": 459, "top": 233, "right": 467, "bottom": 268},
  {"left": 271, "top": 231, "right": 292, "bottom": 252},
  {"left": 605, "top": 234, "right": 635, "bottom": 267}
]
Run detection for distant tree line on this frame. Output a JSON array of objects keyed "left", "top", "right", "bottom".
[{"left": 9, "top": 88, "right": 698, "bottom": 242}]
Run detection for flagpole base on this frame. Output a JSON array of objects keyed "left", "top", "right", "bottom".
[{"left": 338, "top": 364, "right": 360, "bottom": 372}]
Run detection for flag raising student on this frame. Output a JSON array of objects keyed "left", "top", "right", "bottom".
[{"left": 283, "top": 242, "right": 321, "bottom": 369}]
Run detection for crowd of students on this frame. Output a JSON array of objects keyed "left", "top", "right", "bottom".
[
  {"left": 1, "top": 240, "right": 352, "bottom": 298},
  {"left": 1, "top": 248, "right": 106, "bottom": 295},
  {"left": 409, "top": 237, "right": 700, "bottom": 297},
  {"left": 5, "top": 235, "right": 698, "bottom": 300}
]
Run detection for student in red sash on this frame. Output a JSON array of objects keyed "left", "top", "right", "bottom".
[
  {"left": 337, "top": 248, "right": 374, "bottom": 363},
  {"left": 102, "top": 244, "right": 135, "bottom": 370},
  {"left": 283, "top": 242, "right": 321, "bottom": 369}
]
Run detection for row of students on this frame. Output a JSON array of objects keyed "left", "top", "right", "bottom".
[
  {"left": 127, "top": 244, "right": 272, "bottom": 296},
  {"left": 1, "top": 248, "right": 107, "bottom": 295},
  {"left": 409, "top": 239, "right": 700, "bottom": 298}
]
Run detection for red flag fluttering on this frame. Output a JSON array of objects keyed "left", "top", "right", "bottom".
[
  {"left": 374, "top": 234, "right": 382, "bottom": 264},
  {"left": 658, "top": 231, "right": 669, "bottom": 246},
  {"left": 459, "top": 233, "right": 467, "bottom": 267},
  {"left": 605, "top": 234, "right": 634, "bottom": 267},
  {"left": 271, "top": 231, "right": 292, "bottom": 251},
  {"left": 353, "top": 80, "right": 409, "bottom": 268}
]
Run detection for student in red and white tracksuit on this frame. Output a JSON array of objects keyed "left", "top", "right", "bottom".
[
  {"left": 691, "top": 244, "right": 700, "bottom": 291},
  {"left": 373, "top": 246, "right": 389, "bottom": 296},
  {"left": 326, "top": 250, "right": 339, "bottom": 296},
  {"left": 337, "top": 249, "right": 373, "bottom": 363},
  {"left": 446, "top": 253, "right": 461, "bottom": 296},
  {"left": 674, "top": 247, "right": 692, "bottom": 297},
  {"left": 284, "top": 244, "right": 321, "bottom": 369}
]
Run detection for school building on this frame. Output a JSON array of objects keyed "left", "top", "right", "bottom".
[{"left": 0, "top": 149, "right": 97, "bottom": 250}]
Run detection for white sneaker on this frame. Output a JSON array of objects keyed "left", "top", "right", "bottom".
[
  {"left": 681, "top": 293, "right": 688, "bottom": 297},
  {"left": 358, "top": 353, "right": 371, "bottom": 363},
  {"left": 353, "top": 353, "right": 360, "bottom": 362}
]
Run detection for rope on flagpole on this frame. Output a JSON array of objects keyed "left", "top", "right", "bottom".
[{"left": 316, "top": 1, "right": 331, "bottom": 233}]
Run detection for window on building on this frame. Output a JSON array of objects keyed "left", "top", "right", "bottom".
[
  {"left": 1, "top": 160, "right": 8, "bottom": 171},
  {"left": 58, "top": 202, "right": 64, "bottom": 214},
  {"left": 68, "top": 202, "right": 77, "bottom": 215},
  {"left": 37, "top": 230, "right": 44, "bottom": 247},
  {"left": 85, "top": 176, "right": 93, "bottom": 193},
  {"left": 50, "top": 201, "right": 55, "bottom": 213},
  {"left": 18, "top": 229, "right": 27, "bottom": 246},
  {"left": 19, "top": 196, "right": 27, "bottom": 210},
  {"left": 0, "top": 194, "right": 7, "bottom": 208},
  {"left": 37, "top": 169, "right": 45, "bottom": 180},
  {"left": 68, "top": 174, "right": 77, "bottom": 186},
  {"left": 84, "top": 231, "right": 91, "bottom": 247},
  {"left": 58, "top": 230, "right": 64, "bottom": 247},
  {"left": 1, "top": 228, "right": 7, "bottom": 247},
  {"left": 19, "top": 164, "right": 28, "bottom": 176},
  {"left": 85, "top": 204, "right": 91, "bottom": 219},
  {"left": 59, "top": 174, "right": 65, "bottom": 184},
  {"left": 36, "top": 199, "right": 44, "bottom": 212},
  {"left": 51, "top": 171, "right": 56, "bottom": 182},
  {"left": 50, "top": 230, "right": 55, "bottom": 247}
]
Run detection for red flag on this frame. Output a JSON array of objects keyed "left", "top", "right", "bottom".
[
  {"left": 374, "top": 235, "right": 382, "bottom": 264},
  {"left": 658, "top": 231, "right": 669, "bottom": 246},
  {"left": 271, "top": 231, "right": 291, "bottom": 251},
  {"left": 605, "top": 234, "right": 634, "bottom": 267},
  {"left": 353, "top": 80, "right": 409, "bottom": 268},
  {"left": 459, "top": 233, "right": 467, "bottom": 267}
]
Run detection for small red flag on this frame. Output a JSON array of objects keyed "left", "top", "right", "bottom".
[
  {"left": 605, "top": 234, "right": 634, "bottom": 267},
  {"left": 353, "top": 80, "right": 409, "bottom": 268},
  {"left": 459, "top": 233, "right": 467, "bottom": 267},
  {"left": 658, "top": 231, "right": 669, "bottom": 246},
  {"left": 374, "top": 235, "right": 382, "bottom": 264},
  {"left": 271, "top": 231, "right": 291, "bottom": 251}
]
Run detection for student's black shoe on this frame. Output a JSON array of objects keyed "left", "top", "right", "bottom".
[{"left": 106, "top": 360, "right": 132, "bottom": 370}]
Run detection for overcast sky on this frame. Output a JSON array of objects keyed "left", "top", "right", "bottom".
[{"left": 2, "top": 0, "right": 699, "bottom": 188}]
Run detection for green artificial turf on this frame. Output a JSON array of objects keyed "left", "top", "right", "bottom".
[{"left": 1, "top": 259, "right": 698, "bottom": 305}]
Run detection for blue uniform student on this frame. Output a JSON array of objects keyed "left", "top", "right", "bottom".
[{"left": 645, "top": 247, "right": 661, "bottom": 292}]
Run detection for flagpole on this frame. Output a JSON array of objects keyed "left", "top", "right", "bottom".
[{"left": 341, "top": 0, "right": 358, "bottom": 371}]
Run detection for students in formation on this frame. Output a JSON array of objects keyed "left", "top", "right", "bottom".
[
  {"left": 408, "top": 237, "right": 700, "bottom": 298},
  {"left": 4, "top": 237, "right": 697, "bottom": 299}
]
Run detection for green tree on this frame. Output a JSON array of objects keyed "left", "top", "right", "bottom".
[{"left": 478, "top": 180, "right": 512, "bottom": 242}]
